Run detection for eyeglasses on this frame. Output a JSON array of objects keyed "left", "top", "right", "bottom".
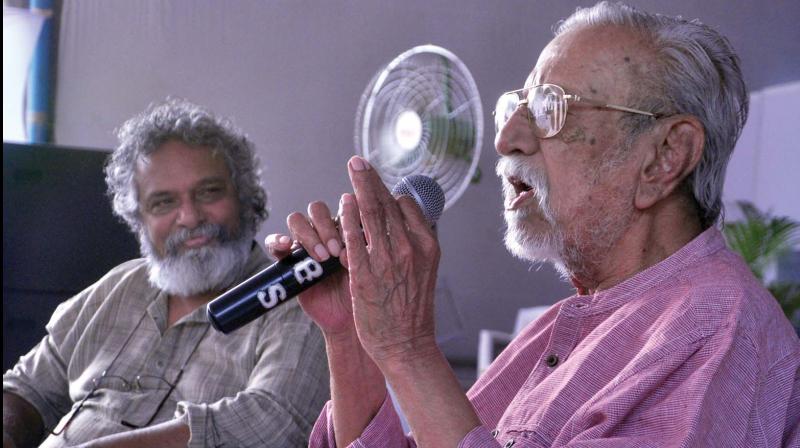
[
  {"left": 50, "top": 310, "right": 208, "bottom": 436},
  {"left": 50, "top": 370, "right": 184, "bottom": 435},
  {"left": 494, "top": 83, "right": 659, "bottom": 138}
]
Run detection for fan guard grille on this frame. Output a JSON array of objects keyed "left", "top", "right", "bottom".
[{"left": 355, "top": 45, "right": 483, "bottom": 210}]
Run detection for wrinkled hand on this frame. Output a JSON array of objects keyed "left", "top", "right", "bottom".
[
  {"left": 265, "top": 200, "right": 354, "bottom": 336},
  {"left": 340, "top": 156, "right": 441, "bottom": 364}
]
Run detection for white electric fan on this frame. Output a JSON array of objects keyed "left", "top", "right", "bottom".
[{"left": 355, "top": 44, "right": 483, "bottom": 210}]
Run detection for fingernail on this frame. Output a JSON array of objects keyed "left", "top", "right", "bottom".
[
  {"left": 342, "top": 193, "right": 354, "bottom": 204},
  {"left": 350, "top": 156, "right": 370, "bottom": 171},
  {"left": 314, "top": 243, "right": 330, "bottom": 261},
  {"left": 327, "top": 239, "right": 340, "bottom": 257},
  {"left": 279, "top": 235, "right": 291, "bottom": 245}
]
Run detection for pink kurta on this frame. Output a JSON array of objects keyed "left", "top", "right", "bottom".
[{"left": 310, "top": 228, "right": 800, "bottom": 447}]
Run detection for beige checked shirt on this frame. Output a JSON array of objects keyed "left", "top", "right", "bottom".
[{"left": 4, "top": 244, "right": 329, "bottom": 447}]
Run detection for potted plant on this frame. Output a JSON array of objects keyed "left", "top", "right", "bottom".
[{"left": 723, "top": 201, "right": 800, "bottom": 331}]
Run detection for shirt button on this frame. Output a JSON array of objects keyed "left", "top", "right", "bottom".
[
  {"left": 546, "top": 354, "right": 559, "bottom": 367},
  {"left": 156, "top": 359, "right": 165, "bottom": 368},
  {"left": 491, "top": 429, "right": 499, "bottom": 438},
  {"left": 504, "top": 439, "right": 516, "bottom": 448}
]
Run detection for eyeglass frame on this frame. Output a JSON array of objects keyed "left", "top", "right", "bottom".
[
  {"left": 50, "top": 369, "right": 184, "bottom": 435},
  {"left": 50, "top": 310, "right": 208, "bottom": 435},
  {"left": 494, "top": 83, "right": 660, "bottom": 138}
]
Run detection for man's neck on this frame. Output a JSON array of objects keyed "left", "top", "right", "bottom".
[
  {"left": 167, "top": 291, "right": 217, "bottom": 327},
  {"left": 573, "top": 201, "right": 703, "bottom": 295}
]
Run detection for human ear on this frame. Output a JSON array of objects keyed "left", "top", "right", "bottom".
[{"left": 634, "top": 115, "right": 704, "bottom": 210}]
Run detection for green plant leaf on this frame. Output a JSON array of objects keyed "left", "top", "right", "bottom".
[
  {"left": 724, "top": 201, "right": 800, "bottom": 325},
  {"left": 768, "top": 282, "right": 800, "bottom": 327}
]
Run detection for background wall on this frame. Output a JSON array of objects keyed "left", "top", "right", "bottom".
[{"left": 49, "top": 0, "right": 800, "bottom": 366}]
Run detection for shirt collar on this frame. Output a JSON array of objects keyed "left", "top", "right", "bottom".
[{"left": 577, "top": 227, "right": 727, "bottom": 311}]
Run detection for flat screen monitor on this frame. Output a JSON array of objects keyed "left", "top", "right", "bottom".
[{"left": 3, "top": 142, "right": 140, "bottom": 370}]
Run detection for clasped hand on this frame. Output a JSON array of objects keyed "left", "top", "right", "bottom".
[{"left": 265, "top": 156, "right": 441, "bottom": 365}]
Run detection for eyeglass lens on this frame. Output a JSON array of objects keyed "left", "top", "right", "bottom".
[
  {"left": 494, "top": 84, "right": 568, "bottom": 138},
  {"left": 51, "top": 374, "right": 178, "bottom": 435},
  {"left": 93, "top": 374, "right": 175, "bottom": 391},
  {"left": 49, "top": 310, "right": 203, "bottom": 436}
]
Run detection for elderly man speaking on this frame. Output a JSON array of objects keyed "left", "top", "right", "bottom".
[{"left": 269, "top": 2, "right": 799, "bottom": 447}]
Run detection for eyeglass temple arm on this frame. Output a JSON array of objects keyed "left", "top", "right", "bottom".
[{"left": 566, "top": 94, "right": 656, "bottom": 117}]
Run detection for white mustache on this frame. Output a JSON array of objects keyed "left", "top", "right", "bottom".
[
  {"left": 164, "top": 223, "right": 225, "bottom": 256},
  {"left": 495, "top": 156, "right": 550, "bottom": 205}
]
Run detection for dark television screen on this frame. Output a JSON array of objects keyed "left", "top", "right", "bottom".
[{"left": 3, "top": 142, "right": 140, "bottom": 370}]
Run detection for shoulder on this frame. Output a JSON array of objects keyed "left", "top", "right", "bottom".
[
  {"left": 658, "top": 245, "right": 797, "bottom": 364},
  {"left": 96, "top": 258, "right": 151, "bottom": 288},
  {"left": 48, "top": 258, "right": 154, "bottom": 328},
  {"left": 79, "top": 257, "right": 153, "bottom": 302}
]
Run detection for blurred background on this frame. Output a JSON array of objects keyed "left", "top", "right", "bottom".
[{"left": 4, "top": 0, "right": 799, "bottom": 383}]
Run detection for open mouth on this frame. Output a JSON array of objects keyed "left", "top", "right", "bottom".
[
  {"left": 509, "top": 176, "right": 533, "bottom": 195},
  {"left": 506, "top": 176, "right": 536, "bottom": 210}
]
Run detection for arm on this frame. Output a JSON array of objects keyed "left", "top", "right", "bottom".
[
  {"left": 325, "top": 330, "right": 387, "bottom": 447},
  {"left": 378, "top": 349, "right": 482, "bottom": 447},
  {"left": 74, "top": 419, "right": 188, "bottom": 448},
  {"left": 3, "top": 261, "right": 146, "bottom": 441},
  {"left": 275, "top": 202, "right": 393, "bottom": 446},
  {"left": 3, "top": 392, "right": 44, "bottom": 448},
  {"left": 276, "top": 162, "right": 484, "bottom": 446},
  {"left": 272, "top": 198, "right": 402, "bottom": 447},
  {"left": 3, "top": 288, "right": 96, "bottom": 446},
  {"left": 339, "top": 156, "right": 482, "bottom": 446}
]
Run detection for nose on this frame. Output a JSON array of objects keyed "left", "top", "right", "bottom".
[
  {"left": 175, "top": 199, "right": 205, "bottom": 229},
  {"left": 495, "top": 105, "right": 540, "bottom": 157}
]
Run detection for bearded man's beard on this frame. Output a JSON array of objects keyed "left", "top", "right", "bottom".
[
  {"left": 496, "top": 155, "right": 634, "bottom": 286},
  {"left": 497, "top": 156, "right": 564, "bottom": 267},
  {"left": 140, "top": 222, "right": 252, "bottom": 297}
]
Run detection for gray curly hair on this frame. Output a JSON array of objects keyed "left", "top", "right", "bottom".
[
  {"left": 556, "top": 1, "right": 749, "bottom": 228},
  {"left": 105, "top": 98, "right": 268, "bottom": 234}
]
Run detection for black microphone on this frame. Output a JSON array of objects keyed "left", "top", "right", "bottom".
[{"left": 207, "top": 175, "right": 445, "bottom": 333}]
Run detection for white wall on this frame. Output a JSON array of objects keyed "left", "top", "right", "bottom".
[
  {"left": 52, "top": 0, "right": 800, "bottom": 362},
  {"left": 724, "top": 81, "right": 800, "bottom": 225}
]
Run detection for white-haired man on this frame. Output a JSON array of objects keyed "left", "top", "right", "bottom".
[
  {"left": 271, "top": 2, "right": 799, "bottom": 447},
  {"left": 3, "top": 99, "right": 329, "bottom": 447}
]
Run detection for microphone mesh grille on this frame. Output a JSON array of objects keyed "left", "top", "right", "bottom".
[{"left": 391, "top": 175, "right": 445, "bottom": 225}]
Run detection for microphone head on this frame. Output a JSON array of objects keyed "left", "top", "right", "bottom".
[{"left": 391, "top": 175, "right": 445, "bottom": 225}]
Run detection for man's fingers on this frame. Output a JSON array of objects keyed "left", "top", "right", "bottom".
[
  {"left": 396, "top": 195, "right": 435, "bottom": 242},
  {"left": 340, "top": 193, "right": 369, "bottom": 276},
  {"left": 347, "top": 157, "right": 387, "bottom": 252},
  {"left": 265, "top": 233, "right": 293, "bottom": 260},
  {"left": 308, "top": 201, "right": 341, "bottom": 258},
  {"left": 347, "top": 156, "right": 411, "bottom": 257},
  {"left": 397, "top": 195, "right": 440, "bottom": 268},
  {"left": 339, "top": 247, "right": 349, "bottom": 270},
  {"left": 287, "top": 211, "right": 330, "bottom": 262}
]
